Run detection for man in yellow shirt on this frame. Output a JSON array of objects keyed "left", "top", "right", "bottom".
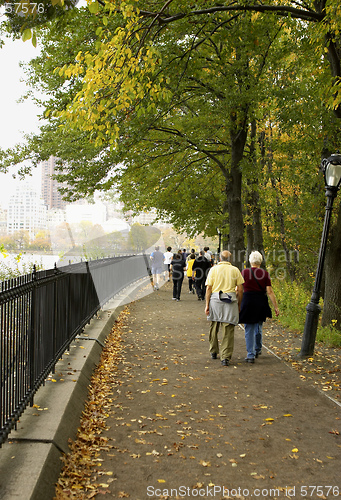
[{"left": 205, "top": 250, "right": 244, "bottom": 366}]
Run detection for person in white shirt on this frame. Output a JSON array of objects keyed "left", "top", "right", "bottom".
[
  {"left": 163, "top": 246, "right": 173, "bottom": 282},
  {"left": 204, "top": 246, "right": 213, "bottom": 262}
]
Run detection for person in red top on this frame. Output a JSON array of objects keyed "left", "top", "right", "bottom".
[{"left": 239, "top": 251, "right": 279, "bottom": 363}]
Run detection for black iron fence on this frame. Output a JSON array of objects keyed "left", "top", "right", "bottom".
[{"left": 0, "top": 254, "right": 151, "bottom": 447}]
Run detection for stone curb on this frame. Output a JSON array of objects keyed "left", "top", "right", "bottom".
[{"left": 0, "top": 278, "right": 151, "bottom": 500}]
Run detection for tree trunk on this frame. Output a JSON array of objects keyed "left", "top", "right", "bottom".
[
  {"left": 272, "top": 183, "right": 296, "bottom": 282},
  {"left": 321, "top": 202, "right": 341, "bottom": 329},
  {"left": 246, "top": 208, "right": 254, "bottom": 257},
  {"left": 245, "top": 187, "right": 264, "bottom": 261},
  {"left": 252, "top": 188, "right": 264, "bottom": 253},
  {"left": 265, "top": 126, "right": 296, "bottom": 282},
  {"left": 226, "top": 121, "right": 248, "bottom": 270},
  {"left": 246, "top": 120, "right": 265, "bottom": 260}
]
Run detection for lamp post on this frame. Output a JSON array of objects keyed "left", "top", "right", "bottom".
[
  {"left": 300, "top": 153, "right": 341, "bottom": 357},
  {"left": 217, "top": 228, "right": 222, "bottom": 254}
]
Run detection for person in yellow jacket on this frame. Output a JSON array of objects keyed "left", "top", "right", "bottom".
[{"left": 186, "top": 253, "right": 196, "bottom": 294}]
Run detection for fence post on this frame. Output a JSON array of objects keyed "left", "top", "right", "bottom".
[
  {"left": 52, "top": 264, "right": 58, "bottom": 374},
  {"left": 29, "top": 265, "right": 37, "bottom": 406}
]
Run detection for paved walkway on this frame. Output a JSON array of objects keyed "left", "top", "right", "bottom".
[{"left": 83, "top": 280, "right": 341, "bottom": 499}]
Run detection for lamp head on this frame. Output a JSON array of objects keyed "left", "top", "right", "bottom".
[{"left": 321, "top": 154, "right": 341, "bottom": 189}]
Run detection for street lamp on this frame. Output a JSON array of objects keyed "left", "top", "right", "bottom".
[
  {"left": 300, "top": 153, "right": 341, "bottom": 357},
  {"left": 217, "top": 228, "right": 222, "bottom": 254}
]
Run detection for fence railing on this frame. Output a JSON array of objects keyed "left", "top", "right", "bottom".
[{"left": 0, "top": 254, "right": 151, "bottom": 447}]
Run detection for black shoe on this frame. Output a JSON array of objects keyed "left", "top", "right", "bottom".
[
  {"left": 221, "top": 358, "right": 229, "bottom": 366},
  {"left": 255, "top": 351, "right": 262, "bottom": 358},
  {"left": 211, "top": 352, "right": 217, "bottom": 359},
  {"left": 245, "top": 358, "right": 255, "bottom": 364}
]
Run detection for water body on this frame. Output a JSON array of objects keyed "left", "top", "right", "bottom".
[{"left": 0, "top": 253, "right": 81, "bottom": 273}]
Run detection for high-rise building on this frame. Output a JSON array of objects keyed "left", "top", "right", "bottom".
[
  {"left": 41, "top": 156, "right": 67, "bottom": 210},
  {"left": 0, "top": 206, "right": 7, "bottom": 235},
  {"left": 7, "top": 183, "right": 47, "bottom": 240}
]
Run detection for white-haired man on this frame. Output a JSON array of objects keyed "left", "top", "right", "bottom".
[{"left": 205, "top": 250, "right": 244, "bottom": 366}]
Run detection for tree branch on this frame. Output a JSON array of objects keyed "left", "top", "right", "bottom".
[{"left": 137, "top": 4, "right": 323, "bottom": 24}]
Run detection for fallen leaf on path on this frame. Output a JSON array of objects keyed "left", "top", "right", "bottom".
[{"left": 199, "top": 460, "right": 211, "bottom": 467}]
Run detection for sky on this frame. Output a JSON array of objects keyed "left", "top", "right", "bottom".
[{"left": 0, "top": 34, "right": 42, "bottom": 207}]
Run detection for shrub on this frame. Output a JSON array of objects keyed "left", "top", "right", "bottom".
[{"left": 272, "top": 279, "right": 341, "bottom": 348}]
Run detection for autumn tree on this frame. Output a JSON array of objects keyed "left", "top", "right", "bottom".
[
  {"left": 2, "top": 0, "right": 341, "bottom": 330},
  {"left": 2, "top": 5, "right": 297, "bottom": 270}
]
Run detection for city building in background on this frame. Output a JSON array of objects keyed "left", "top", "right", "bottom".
[
  {"left": 47, "top": 208, "right": 66, "bottom": 227},
  {"left": 1, "top": 155, "right": 170, "bottom": 248},
  {"left": 7, "top": 183, "right": 47, "bottom": 240},
  {"left": 0, "top": 206, "right": 7, "bottom": 236},
  {"left": 41, "top": 156, "right": 67, "bottom": 210}
]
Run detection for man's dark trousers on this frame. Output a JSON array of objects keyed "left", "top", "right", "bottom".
[
  {"left": 173, "top": 278, "right": 184, "bottom": 299},
  {"left": 195, "top": 278, "right": 206, "bottom": 300}
]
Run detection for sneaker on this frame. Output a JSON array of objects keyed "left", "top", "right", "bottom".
[
  {"left": 245, "top": 358, "right": 255, "bottom": 364},
  {"left": 221, "top": 359, "right": 229, "bottom": 366},
  {"left": 172, "top": 297, "right": 177, "bottom": 300},
  {"left": 255, "top": 351, "right": 262, "bottom": 358},
  {"left": 211, "top": 352, "right": 217, "bottom": 359}
]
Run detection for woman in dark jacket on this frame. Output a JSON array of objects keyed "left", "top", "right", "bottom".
[{"left": 239, "top": 251, "right": 279, "bottom": 363}]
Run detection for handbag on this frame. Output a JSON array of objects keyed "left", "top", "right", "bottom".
[
  {"left": 219, "top": 290, "right": 233, "bottom": 303},
  {"left": 250, "top": 268, "right": 272, "bottom": 318}
]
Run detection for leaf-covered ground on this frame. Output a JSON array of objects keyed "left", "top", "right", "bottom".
[
  {"left": 263, "top": 322, "right": 341, "bottom": 402},
  {"left": 54, "top": 282, "right": 340, "bottom": 500}
]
